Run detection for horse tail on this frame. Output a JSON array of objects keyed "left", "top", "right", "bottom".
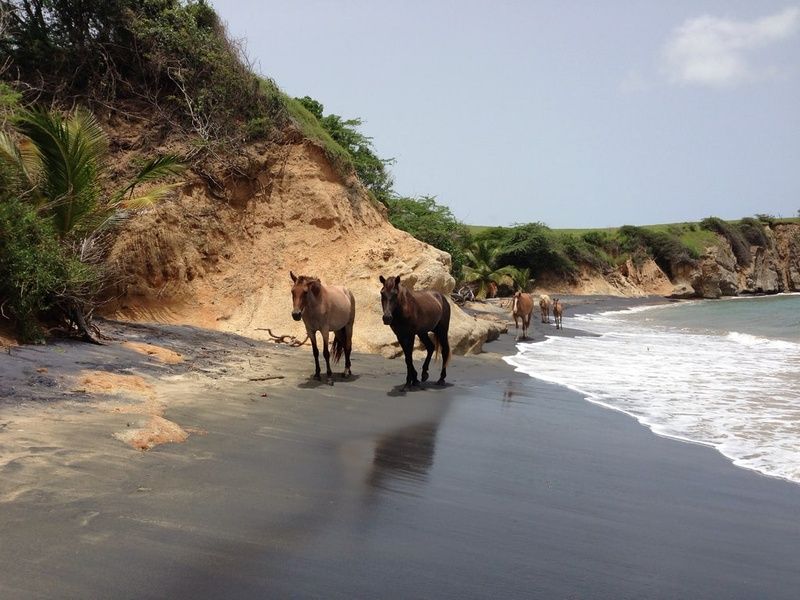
[
  {"left": 331, "top": 328, "right": 346, "bottom": 364},
  {"left": 432, "top": 293, "right": 451, "bottom": 367}
]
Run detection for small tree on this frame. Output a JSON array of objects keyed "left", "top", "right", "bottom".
[
  {"left": 0, "top": 106, "right": 183, "bottom": 340},
  {"left": 462, "top": 240, "right": 526, "bottom": 299}
]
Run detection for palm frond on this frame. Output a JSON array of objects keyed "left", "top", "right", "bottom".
[
  {"left": 122, "top": 183, "right": 182, "bottom": 210},
  {"left": 114, "top": 155, "right": 185, "bottom": 202}
]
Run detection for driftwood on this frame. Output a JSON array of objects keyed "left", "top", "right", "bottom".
[{"left": 256, "top": 328, "right": 309, "bottom": 347}]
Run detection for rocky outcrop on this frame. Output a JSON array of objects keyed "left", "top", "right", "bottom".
[
  {"left": 535, "top": 223, "right": 800, "bottom": 300},
  {"left": 668, "top": 223, "right": 800, "bottom": 298},
  {"left": 105, "top": 141, "right": 504, "bottom": 355}
]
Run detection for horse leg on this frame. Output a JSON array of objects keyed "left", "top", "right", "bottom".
[
  {"left": 400, "top": 334, "right": 418, "bottom": 390},
  {"left": 321, "top": 327, "right": 333, "bottom": 384},
  {"left": 342, "top": 326, "right": 353, "bottom": 378},
  {"left": 418, "top": 332, "right": 435, "bottom": 382},
  {"left": 309, "top": 332, "right": 321, "bottom": 380},
  {"left": 435, "top": 325, "right": 450, "bottom": 385}
]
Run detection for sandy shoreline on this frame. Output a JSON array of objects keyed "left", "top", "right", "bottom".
[{"left": 1, "top": 295, "right": 799, "bottom": 598}]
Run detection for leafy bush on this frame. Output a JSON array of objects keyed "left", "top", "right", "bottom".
[
  {"left": 3, "top": 1, "right": 283, "bottom": 140},
  {"left": 494, "top": 223, "right": 578, "bottom": 278},
  {"left": 295, "top": 96, "right": 394, "bottom": 204},
  {"left": 0, "top": 197, "right": 77, "bottom": 341},
  {"left": 700, "top": 217, "right": 751, "bottom": 266},
  {"left": 618, "top": 225, "right": 696, "bottom": 278},
  {"left": 737, "top": 217, "right": 770, "bottom": 248},
  {"left": 387, "top": 196, "right": 471, "bottom": 279}
]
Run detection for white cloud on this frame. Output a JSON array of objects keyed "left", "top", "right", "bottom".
[{"left": 663, "top": 6, "right": 800, "bottom": 87}]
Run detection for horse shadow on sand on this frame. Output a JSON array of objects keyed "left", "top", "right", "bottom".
[
  {"left": 386, "top": 380, "right": 454, "bottom": 397},
  {"left": 297, "top": 373, "right": 363, "bottom": 389}
]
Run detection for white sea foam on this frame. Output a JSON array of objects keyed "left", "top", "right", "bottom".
[{"left": 504, "top": 306, "right": 800, "bottom": 484}]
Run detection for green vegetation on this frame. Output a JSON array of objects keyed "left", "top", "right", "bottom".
[
  {"left": 386, "top": 196, "right": 470, "bottom": 280},
  {"left": 2, "top": 0, "right": 282, "bottom": 140},
  {"left": 295, "top": 96, "right": 394, "bottom": 205},
  {"left": 0, "top": 101, "right": 182, "bottom": 341},
  {"left": 460, "top": 241, "right": 528, "bottom": 299},
  {"left": 700, "top": 217, "right": 750, "bottom": 266}
]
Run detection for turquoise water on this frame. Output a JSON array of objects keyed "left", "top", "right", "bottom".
[
  {"left": 506, "top": 294, "right": 800, "bottom": 483},
  {"left": 626, "top": 294, "right": 800, "bottom": 342}
]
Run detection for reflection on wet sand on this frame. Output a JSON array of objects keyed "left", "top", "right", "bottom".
[{"left": 367, "top": 422, "right": 439, "bottom": 494}]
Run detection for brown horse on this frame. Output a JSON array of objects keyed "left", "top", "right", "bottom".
[
  {"left": 539, "top": 294, "right": 551, "bottom": 323},
  {"left": 379, "top": 275, "right": 451, "bottom": 390},
  {"left": 290, "top": 272, "right": 355, "bottom": 383},
  {"left": 512, "top": 291, "right": 534, "bottom": 340},
  {"left": 552, "top": 298, "right": 564, "bottom": 329}
]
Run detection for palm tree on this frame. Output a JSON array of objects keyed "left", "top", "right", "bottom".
[
  {"left": 0, "top": 107, "right": 183, "bottom": 241},
  {"left": 462, "top": 240, "right": 530, "bottom": 299},
  {"left": 0, "top": 106, "right": 184, "bottom": 340}
]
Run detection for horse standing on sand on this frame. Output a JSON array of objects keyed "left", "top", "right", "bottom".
[
  {"left": 539, "top": 294, "right": 551, "bottom": 323},
  {"left": 552, "top": 298, "right": 564, "bottom": 329},
  {"left": 290, "top": 272, "right": 355, "bottom": 383},
  {"left": 511, "top": 291, "right": 534, "bottom": 340},
  {"left": 379, "top": 275, "right": 451, "bottom": 390}
]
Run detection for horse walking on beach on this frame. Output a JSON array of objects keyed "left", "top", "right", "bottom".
[
  {"left": 379, "top": 275, "right": 451, "bottom": 390},
  {"left": 539, "top": 294, "right": 551, "bottom": 323},
  {"left": 552, "top": 298, "right": 564, "bottom": 329},
  {"left": 512, "top": 291, "right": 534, "bottom": 340},
  {"left": 290, "top": 271, "right": 355, "bottom": 383}
]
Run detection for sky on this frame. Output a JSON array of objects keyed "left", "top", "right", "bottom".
[{"left": 211, "top": 0, "right": 800, "bottom": 228}]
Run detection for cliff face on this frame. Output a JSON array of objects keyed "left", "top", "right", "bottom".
[
  {"left": 533, "top": 223, "right": 800, "bottom": 299},
  {"left": 104, "top": 140, "right": 503, "bottom": 355},
  {"left": 670, "top": 223, "right": 800, "bottom": 298}
]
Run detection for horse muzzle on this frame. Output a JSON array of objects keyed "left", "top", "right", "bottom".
[
  {"left": 291, "top": 310, "right": 302, "bottom": 321},
  {"left": 382, "top": 314, "right": 393, "bottom": 325}
]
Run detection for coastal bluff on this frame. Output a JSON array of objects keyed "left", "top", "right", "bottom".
[
  {"left": 104, "top": 138, "right": 502, "bottom": 356},
  {"left": 534, "top": 223, "right": 800, "bottom": 299}
]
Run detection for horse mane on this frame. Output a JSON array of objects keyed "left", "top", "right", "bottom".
[{"left": 295, "top": 274, "right": 320, "bottom": 284}]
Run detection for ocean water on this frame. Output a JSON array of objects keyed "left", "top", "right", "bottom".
[{"left": 504, "top": 294, "right": 800, "bottom": 483}]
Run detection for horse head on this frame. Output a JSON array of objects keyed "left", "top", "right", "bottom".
[
  {"left": 290, "top": 271, "right": 321, "bottom": 321},
  {"left": 379, "top": 274, "right": 402, "bottom": 325}
]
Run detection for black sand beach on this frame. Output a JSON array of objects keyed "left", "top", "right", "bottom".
[{"left": 1, "top": 297, "right": 799, "bottom": 599}]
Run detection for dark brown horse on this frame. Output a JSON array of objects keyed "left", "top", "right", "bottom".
[
  {"left": 379, "top": 275, "right": 451, "bottom": 390},
  {"left": 290, "top": 272, "right": 355, "bottom": 383},
  {"left": 552, "top": 298, "right": 564, "bottom": 329}
]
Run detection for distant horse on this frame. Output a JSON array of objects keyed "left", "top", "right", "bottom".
[
  {"left": 512, "top": 291, "right": 534, "bottom": 340},
  {"left": 290, "top": 271, "right": 355, "bottom": 383},
  {"left": 552, "top": 298, "right": 564, "bottom": 329},
  {"left": 539, "top": 294, "right": 551, "bottom": 323},
  {"left": 379, "top": 275, "right": 451, "bottom": 390}
]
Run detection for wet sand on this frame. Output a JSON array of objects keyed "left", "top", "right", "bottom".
[{"left": 1, "top": 298, "right": 800, "bottom": 599}]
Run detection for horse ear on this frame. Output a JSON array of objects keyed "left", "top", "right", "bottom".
[
  {"left": 394, "top": 275, "right": 401, "bottom": 287},
  {"left": 379, "top": 275, "right": 385, "bottom": 285},
  {"left": 290, "top": 271, "right": 297, "bottom": 282}
]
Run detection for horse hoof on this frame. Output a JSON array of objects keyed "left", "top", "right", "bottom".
[
  {"left": 411, "top": 380, "right": 420, "bottom": 387},
  {"left": 421, "top": 372, "right": 429, "bottom": 382},
  {"left": 314, "top": 374, "right": 321, "bottom": 381},
  {"left": 327, "top": 379, "right": 334, "bottom": 386},
  {"left": 342, "top": 371, "right": 351, "bottom": 379},
  {"left": 436, "top": 378, "right": 446, "bottom": 386}
]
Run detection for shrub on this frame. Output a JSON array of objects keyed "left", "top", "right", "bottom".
[
  {"left": 0, "top": 197, "right": 77, "bottom": 341},
  {"left": 700, "top": 217, "right": 751, "bottom": 266},
  {"left": 3, "top": 1, "right": 283, "bottom": 140},
  {"left": 386, "top": 196, "right": 471, "bottom": 279},
  {"left": 495, "top": 223, "right": 578, "bottom": 278},
  {"left": 618, "top": 225, "right": 695, "bottom": 278},
  {"left": 737, "top": 217, "right": 770, "bottom": 248}
]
